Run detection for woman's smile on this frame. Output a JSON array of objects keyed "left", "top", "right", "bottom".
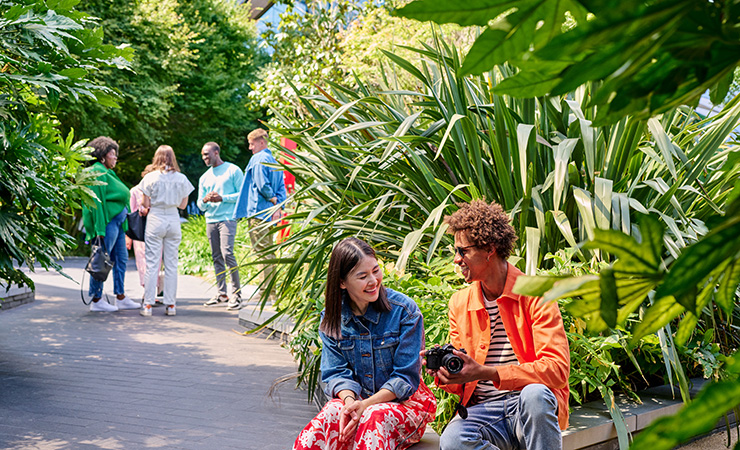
[{"left": 342, "top": 255, "right": 383, "bottom": 314}]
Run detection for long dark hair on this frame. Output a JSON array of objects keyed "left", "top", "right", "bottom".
[{"left": 320, "top": 237, "right": 390, "bottom": 339}]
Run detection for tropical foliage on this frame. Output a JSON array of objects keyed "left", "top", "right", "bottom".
[
  {"left": 0, "top": 0, "right": 132, "bottom": 288},
  {"left": 246, "top": 28, "right": 740, "bottom": 442},
  {"left": 395, "top": 0, "right": 740, "bottom": 125},
  {"left": 515, "top": 196, "right": 740, "bottom": 450}
]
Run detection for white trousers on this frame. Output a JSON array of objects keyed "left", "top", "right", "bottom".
[{"left": 144, "top": 210, "right": 181, "bottom": 306}]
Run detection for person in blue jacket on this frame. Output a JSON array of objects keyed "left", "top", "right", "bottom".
[
  {"left": 233, "top": 128, "right": 286, "bottom": 304},
  {"left": 293, "top": 237, "right": 436, "bottom": 450}
]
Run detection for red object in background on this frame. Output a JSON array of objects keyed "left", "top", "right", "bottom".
[{"left": 277, "top": 137, "right": 297, "bottom": 243}]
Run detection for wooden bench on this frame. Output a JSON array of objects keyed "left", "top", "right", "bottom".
[{"left": 409, "top": 380, "right": 717, "bottom": 450}]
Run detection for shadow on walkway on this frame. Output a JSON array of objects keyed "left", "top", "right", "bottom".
[{"left": 0, "top": 258, "right": 315, "bottom": 450}]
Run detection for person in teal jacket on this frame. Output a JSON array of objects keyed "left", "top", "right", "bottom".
[
  {"left": 81, "top": 137, "right": 140, "bottom": 312},
  {"left": 197, "top": 142, "right": 244, "bottom": 310}
]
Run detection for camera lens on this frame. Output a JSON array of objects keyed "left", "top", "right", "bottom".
[{"left": 443, "top": 354, "right": 464, "bottom": 374}]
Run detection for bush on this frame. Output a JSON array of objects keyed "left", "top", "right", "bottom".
[{"left": 0, "top": 0, "right": 132, "bottom": 288}]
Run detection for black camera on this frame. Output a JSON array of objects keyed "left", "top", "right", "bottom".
[{"left": 425, "top": 344, "right": 466, "bottom": 374}]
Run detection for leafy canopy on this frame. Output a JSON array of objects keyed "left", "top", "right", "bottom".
[
  {"left": 58, "top": 0, "right": 267, "bottom": 186},
  {"left": 395, "top": 0, "right": 740, "bottom": 125}
]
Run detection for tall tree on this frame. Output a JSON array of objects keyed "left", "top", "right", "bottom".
[
  {"left": 58, "top": 0, "right": 267, "bottom": 185},
  {"left": 169, "top": 0, "right": 268, "bottom": 179}
]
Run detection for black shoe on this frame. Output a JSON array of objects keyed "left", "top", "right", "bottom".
[
  {"left": 204, "top": 295, "right": 228, "bottom": 306},
  {"left": 226, "top": 297, "right": 242, "bottom": 310}
]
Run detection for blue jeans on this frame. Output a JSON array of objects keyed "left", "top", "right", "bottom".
[
  {"left": 89, "top": 208, "right": 128, "bottom": 298},
  {"left": 439, "top": 384, "right": 561, "bottom": 450}
]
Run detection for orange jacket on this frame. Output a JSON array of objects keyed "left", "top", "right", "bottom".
[{"left": 437, "top": 263, "right": 571, "bottom": 430}]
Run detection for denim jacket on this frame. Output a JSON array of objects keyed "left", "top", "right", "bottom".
[
  {"left": 320, "top": 288, "right": 424, "bottom": 402},
  {"left": 233, "top": 148, "right": 287, "bottom": 221}
]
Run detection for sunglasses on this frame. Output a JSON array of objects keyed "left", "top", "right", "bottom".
[{"left": 452, "top": 244, "right": 477, "bottom": 257}]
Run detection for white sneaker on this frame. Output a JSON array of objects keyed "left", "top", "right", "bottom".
[
  {"left": 165, "top": 305, "right": 176, "bottom": 316},
  {"left": 116, "top": 296, "right": 140, "bottom": 310},
  {"left": 140, "top": 304, "right": 153, "bottom": 317},
  {"left": 90, "top": 300, "right": 118, "bottom": 312}
]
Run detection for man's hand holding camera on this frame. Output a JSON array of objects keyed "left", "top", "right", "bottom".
[{"left": 420, "top": 345, "right": 500, "bottom": 386}]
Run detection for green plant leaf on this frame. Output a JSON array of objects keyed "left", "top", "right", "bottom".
[
  {"left": 628, "top": 379, "right": 740, "bottom": 450},
  {"left": 716, "top": 258, "right": 740, "bottom": 315},
  {"left": 585, "top": 219, "right": 663, "bottom": 276},
  {"left": 674, "top": 312, "right": 697, "bottom": 347},
  {"left": 544, "top": 275, "right": 600, "bottom": 303},
  {"left": 656, "top": 217, "right": 740, "bottom": 301},
  {"left": 512, "top": 275, "right": 565, "bottom": 297},
  {"left": 460, "top": 11, "right": 535, "bottom": 75},
  {"left": 709, "top": 67, "right": 733, "bottom": 105},
  {"left": 393, "top": 0, "right": 525, "bottom": 27},
  {"left": 493, "top": 60, "right": 565, "bottom": 97},
  {"left": 599, "top": 267, "right": 618, "bottom": 328},
  {"left": 632, "top": 296, "right": 685, "bottom": 343}
]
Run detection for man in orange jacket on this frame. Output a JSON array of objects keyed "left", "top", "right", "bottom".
[{"left": 423, "top": 200, "right": 570, "bottom": 450}]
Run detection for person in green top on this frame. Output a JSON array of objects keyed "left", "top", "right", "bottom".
[{"left": 82, "top": 137, "right": 140, "bottom": 312}]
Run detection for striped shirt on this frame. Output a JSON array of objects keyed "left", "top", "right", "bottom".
[{"left": 470, "top": 295, "right": 520, "bottom": 404}]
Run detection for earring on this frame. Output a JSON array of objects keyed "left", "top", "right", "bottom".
[{"left": 486, "top": 255, "right": 491, "bottom": 262}]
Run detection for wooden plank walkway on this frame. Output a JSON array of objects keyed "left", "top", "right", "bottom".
[{"left": 0, "top": 258, "right": 316, "bottom": 450}]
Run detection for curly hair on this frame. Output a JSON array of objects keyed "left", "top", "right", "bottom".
[
  {"left": 88, "top": 136, "right": 119, "bottom": 163},
  {"left": 444, "top": 200, "right": 518, "bottom": 259}
]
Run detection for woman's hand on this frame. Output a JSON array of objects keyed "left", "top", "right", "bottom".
[
  {"left": 125, "top": 235, "right": 133, "bottom": 250},
  {"left": 142, "top": 195, "right": 151, "bottom": 215},
  {"left": 338, "top": 398, "right": 366, "bottom": 444}
]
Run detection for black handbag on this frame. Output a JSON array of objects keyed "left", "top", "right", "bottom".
[
  {"left": 125, "top": 210, "right": 147, "bottom": 242},
  {"left": 85, "top": 236, "right": 113, "bottom": 282}
]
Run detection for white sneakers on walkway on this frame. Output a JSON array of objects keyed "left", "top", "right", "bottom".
[
  {"left": 89, "top": 300, "right": 118, "bottom": 312},
  {"left": 140, "top": 304, "right": 152, "bottom": 316},
  {"left": 140, "top": 303, "right": 176, "bottom": 316},
  {"left": 116, "top": 296, "right": 140, "bottom": 310},
  {"left": 90, "top": 295, "right": 141, "bottom": 312},
  {"left": 91, "top": 294, "right": 176, "bottom": 317}
]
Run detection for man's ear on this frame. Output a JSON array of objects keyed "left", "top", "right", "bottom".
[{"left": 486, "top": 245, "right": 497, "bottom": 260}]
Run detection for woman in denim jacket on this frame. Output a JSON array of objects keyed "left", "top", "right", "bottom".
[{"left": 293, "top": 237, "right": 436, "bottom": 450}]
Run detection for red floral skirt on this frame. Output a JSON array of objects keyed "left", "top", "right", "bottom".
[{"left": 293, "top": 380, "right": 436, "bottom": 450}]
